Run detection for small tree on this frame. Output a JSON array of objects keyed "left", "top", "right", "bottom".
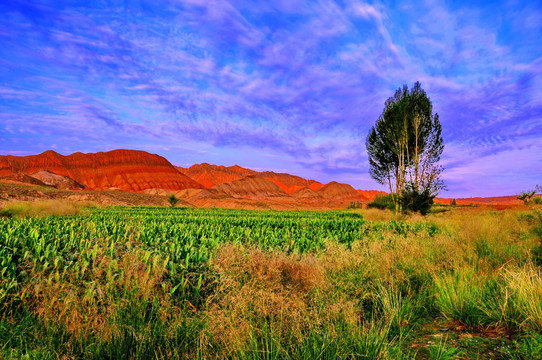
[
  {"left": 366, "top": 82, "right": 445, "bottom": 214},
  {"left": 517, "top": 191, "right": 536, "bottom": 204},
  {"left": 168, "top": 194, "right": 179, "bottom": 207}
]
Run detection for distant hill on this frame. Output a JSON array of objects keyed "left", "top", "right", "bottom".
[
  {"left": 0, "top": 150, "right": 204, "bottom": 192},
  {"left": 316, "top": 181, "right": 363, "bottom": 199},
  {"left": 177, "top": 163, "right": 324, "bottom": 194},
  {"left": 0, "top": 150, "right": 525, "bottom": 208}
]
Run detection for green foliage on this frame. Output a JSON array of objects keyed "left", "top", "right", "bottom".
[
  {"left": 367, "top": 194, "right": 396, "bottom": 211},
  {"left": 168, "top": 194, "right": 179, "bottom": 207},
  {"left": 428, "top": 336, "right": 463, "bottom": 360},
  {"left": 366, "top": 81, "right": 445, "bottom": 211},
  {"left": 450, "top": 199, "right": 457, "bottom": 206},
  {"left": 504, "top": 334, "right": 542, "bottom": 360},
  {"left": 400, "top": 184, "right": 435, "bottom": 215},
  {"left": 0, "top": 207, "right": 541, "bottom": 358}
]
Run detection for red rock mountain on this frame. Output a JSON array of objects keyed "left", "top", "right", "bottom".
[
  {"left": 177, "top": 163, "right": 324, "bottom": 194},
  {"left": 0, "top": 150, "right": 204, "bottom": 192},
  {"left": 176, "top": 163, "right": 256, "bottom": 188}
]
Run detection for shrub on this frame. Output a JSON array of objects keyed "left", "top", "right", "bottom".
[
  {"left": 368, "top": 194, "right": 395, "bottom": 211},
  {"left": 168, "top": 194, "right": 179, "bottom": 207},
  {"left": 400, "top": 185, "right": 435, "bottom": 215},
  {"left": 518, "top": 191, "right": 536, "bottom": 204}
]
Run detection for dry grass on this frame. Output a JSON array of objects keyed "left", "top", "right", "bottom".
[
  {"left": 205, "top": 244, "right": 363, "bottom": 356},
  {"left": 1, "top": 199, "right": 97, "bottom": 217}
]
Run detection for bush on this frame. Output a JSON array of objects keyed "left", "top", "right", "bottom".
[
  {"left": 518, "top": 191, "right": 536, "bottom": 204},
  {"left": 168, "top": 194, "right": 179, "bottom": 207},
  {"left": 346, "top": 201, "right": 362, "bottom": 209},
  {"left": 367, "top": 194, "right": 395, "bottom": 211},
  {"left": 400, "top": 185, "right": 434, "bottom": 215}
]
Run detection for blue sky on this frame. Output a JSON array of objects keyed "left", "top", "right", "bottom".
[{"left": 0, "top": 0, "right": 541, "bottom": 197}]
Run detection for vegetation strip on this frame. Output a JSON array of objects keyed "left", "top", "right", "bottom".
[{"left": 0, "top": 206, "right": 541, "bottom": 358}]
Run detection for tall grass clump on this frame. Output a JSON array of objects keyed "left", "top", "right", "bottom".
[
  {"left": 376, "top": 282, "right": 415, "bottom": 338},
  {"left": 432, "top": 268, "right": 514, "bottom": 328},
  {"left": 433, "top": 268, "right": 486, "bottom": 326},
  {"left": 505, "top": 264, "right": 542, "bottom": 333}
]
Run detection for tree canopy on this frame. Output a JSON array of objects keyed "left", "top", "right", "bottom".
[{"left": 366, "top": 82, "right": 444, "bottom": 213}]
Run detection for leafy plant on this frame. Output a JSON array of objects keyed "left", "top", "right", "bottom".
[
  {"left": 168, "top": 194, "right": 179, "bottom": 207},
  {"left": 367, "top": 194, "right": 396, "bottom": 211},
  {"left": 400, "top": 184, "right": 435, "bottom": 215}
]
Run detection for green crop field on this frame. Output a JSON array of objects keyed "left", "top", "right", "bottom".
[{"left": 0, "top": 206, "right": 541, "bottom": 359}]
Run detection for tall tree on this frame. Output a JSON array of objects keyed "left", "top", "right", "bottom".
[{"left": 366, "top": 82, "right": 444, "bottom": 212}]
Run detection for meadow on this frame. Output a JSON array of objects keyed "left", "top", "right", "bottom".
[{"left": 0, "top": 204, "right": 541, "bottom": 359}]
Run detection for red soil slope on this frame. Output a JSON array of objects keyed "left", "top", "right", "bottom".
[
  {"left": 210, "top": 175, "right": 289, "bottom": 199},
  {"left": 291, "top": 187, "right": 322, "bottom": 199},
  {"left": 356, "top": 189, "right": 387, "bottom": 201},
  {"left": 0, "top": 150, "right": 204, "bottom": 192},
  {"left": 258, "top": 172, "right": 324, "bottom": 194},
  {"left": 317, "top": 181, "right": 364, "bottom": 199}
]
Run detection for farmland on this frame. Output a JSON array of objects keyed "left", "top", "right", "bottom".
[{"left": 0, "top": 206, "right": 541, "bottom": 359}]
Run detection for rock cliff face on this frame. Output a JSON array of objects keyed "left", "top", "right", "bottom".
[
  {"left": 30, "top": 170, "right": 86, "bottom": 190},
  {"left": 0, "top": 174, "right": 51, "bottom": 187},
  {"left": 0, "top": 150, "right": 204, "bottom": 192}
]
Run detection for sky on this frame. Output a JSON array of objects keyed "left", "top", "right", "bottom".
[{"left": 0, "top": 0, "right": 541, "bottom": 197}]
